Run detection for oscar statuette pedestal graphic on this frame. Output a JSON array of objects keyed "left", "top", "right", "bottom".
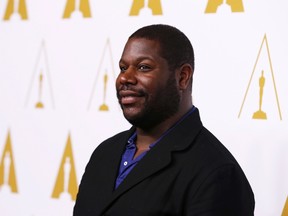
[
  {"left": 99, "top": 72, "right": 109, "bottom": 111},
  {"left": 0, "top": 131, "right": 18, "bottom": 194},
  {"left": 10, "top": 0, "right": 21, "bottom": 20},
  {"left": 59, "top": 157, "right": 72, "bottom": 200},
  {"left": 205, "top": 0, "right": 244, "bottom": 13},
  {"left": 252, "top": 70, "right": 267, "bottom": 119},
  {"left": 3, "top": 0, "right": 28, "bottom": 20},
  {"left": 63, "top": 0, "right": 91, "bottom": 18},
  {"left": 71, "top": 0, "right": 83, "bottom": 18},
  {"left": 0, "top": 152, "right": 11, "bottom": 193},
  {"left": 35, "top": 73, "right": 44, "bottom": 108},
  {"left": 51, "top": 134, "right": 78, "bottom": 200},
  {"left": 139, "top": 0, "right": 152, "bottom": 16},
  {"left": 130, "top": 0, "right": 162, "bottom": 16},
  {"left": 217, "top": 0, "right": 232, "bottom": 13}
]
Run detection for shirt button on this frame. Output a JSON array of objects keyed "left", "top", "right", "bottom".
[{"left": 124, "top": 161, "right": 128, "bottom": 166}]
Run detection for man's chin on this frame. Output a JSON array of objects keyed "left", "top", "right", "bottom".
[
  {"left": 123, "top": 113, "right": 139, "bottom": 123},
  {"left": 122, "top": 111, "right": 143, "bottom": 126}
]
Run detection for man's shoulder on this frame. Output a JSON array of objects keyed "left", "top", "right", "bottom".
[
  {"left": 183, "top": 126, "right": 252, "bottom": 188},
  {"left": 192, "top": 126, "right": 240, "bottom": 167}
]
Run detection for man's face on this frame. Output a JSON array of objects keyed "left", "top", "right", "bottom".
[{"left": 116, "top": 38, "right": 180, "bottom": 129}]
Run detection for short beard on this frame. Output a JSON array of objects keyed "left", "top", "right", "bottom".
[{"left": 126, "top": 75, "right": 180, "bottom": 130}]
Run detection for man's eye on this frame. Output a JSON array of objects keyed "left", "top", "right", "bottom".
[
  {"left": 138, "top": 65, "right": 151, "bottom": 71},
  {"left": 119, "top": 66, "right": 127, "bottom": 72}
]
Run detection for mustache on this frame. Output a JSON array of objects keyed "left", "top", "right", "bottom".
[{"left": 116, "top": 85, "right": 146, "bottom": 98}]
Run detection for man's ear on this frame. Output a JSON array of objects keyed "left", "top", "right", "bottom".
[{"left": 177, "top": 64, "right": 193, "bottom": 90}]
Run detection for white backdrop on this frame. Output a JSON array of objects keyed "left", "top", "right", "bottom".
[{"left": 0, "top": 0, "right": 288, "bottom": 215}]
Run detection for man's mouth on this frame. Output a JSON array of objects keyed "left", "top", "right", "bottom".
[{"left": 118, "top": 90, "right": 143, "bottom": 105}]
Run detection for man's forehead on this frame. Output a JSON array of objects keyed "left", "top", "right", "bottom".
[{"left": 123, "top": 38, "right": 161, "bottom": 54}]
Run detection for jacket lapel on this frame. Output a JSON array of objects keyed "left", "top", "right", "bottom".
[
  {"left": 100, "top": 128, "right": 136, "bottom": 193},
  {"left": 99, "top": 108, "right": 203, "bottom": 214}
]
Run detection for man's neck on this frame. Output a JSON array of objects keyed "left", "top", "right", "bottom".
[{"left": 135, "top": 105, "right": 194, "bottom": 148}]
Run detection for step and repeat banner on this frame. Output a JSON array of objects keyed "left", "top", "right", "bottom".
[{"left": 0, "top": 0, "right": 287, "bottom": 215}]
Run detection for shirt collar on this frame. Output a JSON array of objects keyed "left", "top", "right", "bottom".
[{"left": 127, "top": 106, "right": 196, "bottom": 148}]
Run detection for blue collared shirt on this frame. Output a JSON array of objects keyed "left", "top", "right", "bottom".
[{"left": 114, "top": 106, "right": 196, "bottom": 189}]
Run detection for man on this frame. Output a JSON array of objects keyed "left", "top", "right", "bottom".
[{"left": 74, "top": 24, "right": 255, "bottom": 215}]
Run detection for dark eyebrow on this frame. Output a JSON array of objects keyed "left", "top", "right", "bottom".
[{"left": 119, "top": 56, "right": 154, "bottom": 64}]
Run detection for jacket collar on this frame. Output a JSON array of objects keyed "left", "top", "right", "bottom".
[{"left": 100, "top": 108, "right": 203, "bottom": 214}]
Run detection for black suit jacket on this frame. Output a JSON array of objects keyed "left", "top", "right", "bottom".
[{"left": 74, "top": 108, "right": 255, "bottom": 215}]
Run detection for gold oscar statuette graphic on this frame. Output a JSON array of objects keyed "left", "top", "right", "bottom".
[
  {"left": 87, "top": 38, "right": 116, "bottom": 111},
  {"left": 63, "top": 0, "right": 91, "bottom": 19},
  {"left": 0, "top": 131, "right": 18, "bottom": 194},
  {"left": 282, "top": 196, "right": 288, "bottom": 216},
  {"left": 51, "top": 134, "right": 78, "bottom": 201},
  {"left": 3, "top": 0, "right": 28, "bottom": 20},
  {"left": 35, "top": 72, "right": 44, "bottom": 109},
  {"left": 238, "top": 34, "right": 282, "bottom": 120},
  {"left": 252, "top": 70, "right": 266, "bottom": 119},
  {"left": 205, "top": 0, "right": 244, "bottom": 13},
  {"left": 25, "top": 41, "right": 55, "bottom": 109},
  {"left": 130, "top": 0, "right": 162, "bottom": 16},
  {"left": 99, "top": 71, "right": 109, "bottom": 111}
]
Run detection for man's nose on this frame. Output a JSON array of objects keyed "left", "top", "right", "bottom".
[{"left": 119, "top": 67, "right": 137, "bottom": 85}]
